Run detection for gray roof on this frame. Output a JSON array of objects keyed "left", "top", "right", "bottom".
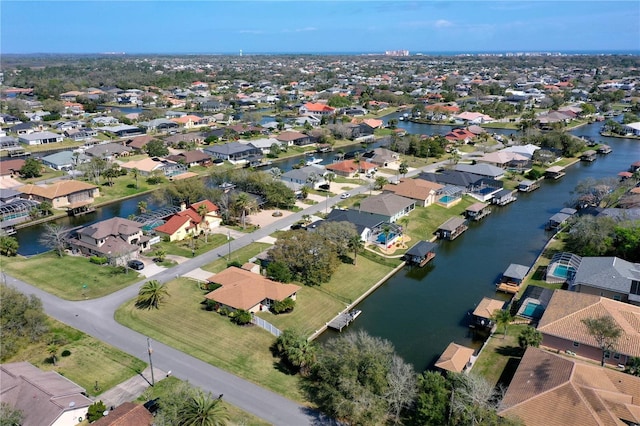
[
  {"left": 438, "top": 216, "right": 467, "bottom": 231},
  {"left": 572, "top": 257, "right": 640, "bottom": 293},
  {"left": 204, "top": 142, "right": 258, "bottom": 156},
  {"left": 359, "top": 193, "right": 415, "bottom": 217},
  {"left": 503, "top": 263, "right": 530, "bottom": 281},
  {"left": 41, "top": 150, "right": 83, "bottom": 166},
  {"left": 281, "top": 165, "right": 326, "bottom": 182},
  {"left": 598, "top": 208, "right": 640, "bottom": 222},
  {"left": 325, "top": 208, "right": 388, "bottom": 235},
  {"left": 454, "top": 163, "right": 505, "bottom": 178},
  {"left": 85, "top": 142, "right": 132, "bottom": 157},
  {"left": 405, "top": 240, "right": 437, "bottom": 258},
  {"left": 77, "top": 217, "right": 142, "bottom": 240},
  {"left": 19, "top": 131, "right": 62, "bottom": 141}
]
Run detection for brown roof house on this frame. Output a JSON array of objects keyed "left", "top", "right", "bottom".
[
  {"left": 0, "top": 361, "right": 93, "bottom": 426},
  {"left": 92, "top": 402, "right": 153, "bottom": 426},
  {"left": 325, "top": 159, "right": 377, "bottom": 178},
  {"left": 19, "top": 180, "right": 99, "bottom": 211},
  {"left": 498, "top": 347, "right": 640, "bottom": 426},
  {"left": 154, "top": 200, "right": 221, "bottom": 242},
  {"left": 358, "top": 193, "right": 415, "bottom": 223},
  {"left": 538, "top": 290, "right": 640, "bottom": 366},
  {"left": 205, "top": 267, "right": 301, "bottom": 313},
  {"left": 382, "top": 178, "right": 444, "bottom": 207},
  {"left": 434, "top": 342, "right": 475, "bottom": 373},
  {"left": 166, "top": 150, "right": 212, "bottom": 168},
  {"left": 68, "top": 217, "right": 151, "bottom": 264}
]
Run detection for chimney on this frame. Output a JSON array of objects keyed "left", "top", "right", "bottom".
[{"left": 180, "top": 202, "right": 186, "bottom": 211}]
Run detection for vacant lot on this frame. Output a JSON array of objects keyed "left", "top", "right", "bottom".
[{"left": 473, "top": 323, "right": 528, "bottom": 387}]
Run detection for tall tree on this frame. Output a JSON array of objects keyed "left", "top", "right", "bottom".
[
  {"left": 178, "top": 393, "right": 228, "bottom": 426},
  {"left": 518, "top": 326, "right": 543, "bottom": 350},
  {"left": 348, "top": 235, "right": 364, "bottom": 266},
  {"left": 0, "top": 284, "right": 49, "bottom": 361},
  {"left": 448, "top": 372, "right": 507, "bottom": 426},
  {"left": 413, "top": 371, "right": 450, "bottom": 426},
  {"left": 19, "top": 158, "right": 43, "bottom": 178},
  {"left": 491, "top": 309, "right": 513, "bottom": 338},
  {"left": 0, "top": 236, "right": 19, "bottom": 257},
  {"left": 197, "top": 203, "right": 210, "bottom": 242},
  {"left": 582, "top": 316, "right": 623, "bottom": 366},
  {"left": 38, "top": 224, "right": 69, "bottom": 257},
  {"left": 398, "top": 161, "right": 409, "bottom": 177},
  {"left": 135, "top": 280, "right": 169, "bottom": 310},
  {"left": 386, "top": 355, "right": 417, "bottom": 424}
]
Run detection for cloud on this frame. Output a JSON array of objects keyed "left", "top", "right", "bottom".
[
  {"left": 238, "top": 30, "right": 264, "bottom": 34},
  {"left": 435, "top": 19, "right": 453, "bottom": 28},
  {"left": 282, "top": 27, "right": 318, "bottom": 33}
]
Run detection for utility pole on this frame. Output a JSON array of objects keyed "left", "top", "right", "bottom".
[
  {"left": 147, "top": 337, "right": 155, "bottom": 386},
  {"left": 227, "top": 230, "right": 231, "bottom": 261}
]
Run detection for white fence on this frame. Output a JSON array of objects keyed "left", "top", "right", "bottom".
[{"left": 251, "top": 315, "right": 281, "bottom": 337}]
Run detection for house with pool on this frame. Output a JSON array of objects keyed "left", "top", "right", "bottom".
[
  {"left": 358, "top": 193, "right": 415, "bottom": 224},
  {"left": 568, "top": 256, "right": 640, "bottom": 306}
]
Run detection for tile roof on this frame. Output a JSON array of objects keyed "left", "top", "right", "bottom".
[
  {"left": 325, "top": 159, "right": 376, "bottom": 174},
  {"left": 92, "top": 402, "right": 153, "bottom": 426},
  {"left": 155, "top": 201, "right": 218, "bottom": 235},
  {"left": 382, "top": 178, "right": 443, "bottom": 200},
  {"left": 538, "top": 290, "right": 640, "bottom": 358},
  {"left": 19, "top": 180, "right": 98, "bottom": 199},
  {"left": 78, "top": 217, "right": 142, "bottom": 240},
  {"left": 276, "top": 130, "right": 308, "bottom": 142},
  {"left": 499, "top": 347, "right": 640, "bottom": 426},
  {"left": 435, "top": 343, "right": 475, "bottom": 373},
  {"left": 302, "top": 102, "right": 335, "bottom": 113},
  {"left": 472, "top": 297, "right": 505, "bottom": 319},
  {"left": 205, "top": 267, "right": 301, "bottom": 311}
]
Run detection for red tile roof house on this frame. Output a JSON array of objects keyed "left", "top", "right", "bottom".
[
  {"left": 67, "top": 217, "right": 151, "bottom": 264},
  {"left": 445, "top": 128, "right": 476, "bottom": 144},
  {"left": 154, "top": 200, "right": 221, "bottom": 242},
  {"left": 325, "top": 159, "right": 377, "bottom": 178},
  {"left": 299, "top": 102, "right": 336, "bottom": 117},
  {"left": 204, "top": 266, "right": 301, "bottom": 313},
  {"left": 0, "top": 361, "right": 93, "bottom": 426},
  {"left": 92, "top": 402, "right": 153, "bottom": 426},
  {"left": 382, "top": 178, "right": 444, "bottom": 207},
  {"left": 537, "top": 290, "right": 640, "bottom": 367}
]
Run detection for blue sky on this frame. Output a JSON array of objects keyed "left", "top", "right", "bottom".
[{"left": 2, "top": 1, "right": 639, "bottom": 54}]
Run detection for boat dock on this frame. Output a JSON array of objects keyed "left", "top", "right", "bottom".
[{"left": 327, "top": 310, "right": 362, "bottom": 332}]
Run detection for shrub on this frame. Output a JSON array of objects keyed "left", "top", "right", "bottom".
[
  {"left": 87, "top": 401, "right": 107, "bottom": 422},
  {"left": 230, "top": 309, "right": 252, "bottom": 325},
  {"left": 272, "top": 297, "right": 296, "bottom": 314},
  {"left": 90, "top": 256, "right": 108, "bottom": 265},
  {"left": 61, "top": 349, "right": 71, "bottom": 357},
  {"left": 218, "top": 306, "right": 230, "bottom": 316},
  {"left": 525, "top": 169, "right": 543, "bottom": 180},
  {"left": 204, "top": 299, "right": 216, "bottom": 311},
  {"left": 227, "top": 260, "right": 242, "bottom": 268}
]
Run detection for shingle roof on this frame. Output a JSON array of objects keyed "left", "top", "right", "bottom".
[
  {"left": 538, "top": 290, "right": 640, "bottom": 358},
  {"left": 434, "top": 343, "right": 475, "bottom": 373},
  {"left": 78, "top": 217, "right": 142, "bottom": 240},
  {"left": 405, "top": 240, "right": 436, "bottom": 258},
  {"left": 572, "top": 257, "right": 640, "bottom": 293},
  {"left": 205, "top": 267, "right": 301, "bottom": 311},
  {"left": 359, "top": 193, "right": 414, "bottom": 217},
  {"left": 499, "top": 347, "right": 640, "bottom": 426},
  {"left": 473, "top": 297, "right": 505, "bottom": 319},
  {"left": 438, "top": 216, "right": 467, "bottom": 232},
  {"left": 92, "top": 402, "right": 153, "bottom": 426},
  {"left": 382, "top": 178, "right": 443, "bottom": 201}
]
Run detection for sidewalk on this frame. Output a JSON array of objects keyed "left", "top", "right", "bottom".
[{"left": 95, "top": 366, "right": 166, "bottom": 408}]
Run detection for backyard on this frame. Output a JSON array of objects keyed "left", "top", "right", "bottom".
[{"left": 472, "top": 323, "right": 528, "bottom": 388}]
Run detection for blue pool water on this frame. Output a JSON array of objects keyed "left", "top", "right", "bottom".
[
  {"left": 439, "top": 195, "right": 457, "bottom": 203},
  {"left": 553, "top": 264, "right": 574, "bottom": 279},
  {"left": 522, "top": 302, "right": 544, "bottom": 318},
  {"left": 377, "top": 233, "right": 397, "bottom": 244}
]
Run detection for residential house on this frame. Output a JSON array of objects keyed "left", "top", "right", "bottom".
[
  {"left": 324, "top": 208, "right": 388, "bottom": 242},
  {"left": 382, "top": 178, "right": 443, "bottom": 207},
  {"left": 434, "top": 343, "right": 475, "bottom": 373},
  {"left": 299, "top": 102, "right": 336, "bottom": 117},
  {"left": 325, "top": 159, "right": 376, "bottom": 178},
  {"left": 41, "top": 151, "right": 88, "bottom": 171},
  {"left": 362, "top": 147, "right": 400, "bottom": 167},
  {"left": 0, "top": 158, "right": 26, "bottom": 177},
  {"left": 9, "top": 121, "right": 41, "bottom": 135},
  {"left": 92, "top": 402, "right": 153, "bottom": 426},
  {"left": 501, "top": 144, "right": 540, "bottom": 159},
  {"left": 67, "top": 217, "right": 151, "bottom": 262},
  {"left": 18, "top": 131, "right": 64, "bottom": 145},
  {"left": 204, "top": 266, "right": 301, "bottom": 313},
  {"left": 453, "top": 111, "right": 495, "bottom": 124},
  {"left": 84, "top": 142, "right": 132, "bottom": 160},
  {"left": 498, "top": 347, "right": 640, "bottom": 426},
  {"left": 125, "top": 135, "right": 154, "bottom": 152},
  {"left": 568, "top": 256, "right": 640, "bottom": 305},
  {"left": 95, "top": 125, "right": 145, "bottom": 138},
  {"left": 64, "top": 128, "right": 97, "bottom": 142},
  {"left": 453, "top": 163, "right": 505, "bottom": 180},
  {"left": 154, "top": 200, "right": 221, "bottom": 242},
  {"left": 119, "top": 157, "right": 186, "bottom": 178},
  {"left": 435, "top": 216, "right": 468, "bottom": 240},
  {"left": 0, "top": 361, "right": 93, "bottom": 426},
  {"left": 477, "top": 151, "right": 530, "bottom": 170},
  {"left": 138, "top": 119, "right": 179, "bottom": 132},
  {"left": 203, "top": 142, "right": 261, "bottom": 163},
  {"left": 91, "top": 116, "right": 120, "bottom": 126},
  {"left": 276, "top": 130, "right": 312, "bottom": 147},
  {"left": 358, "top": 193, "right": 415, "bottom": 223},
  {"left": 170, "top": 114, "right": 206, "bottom": 129},
  {"left": 419, "top": 170, "right": 503, "bottom": 202},
  {"left": 445, "top": 128, "right": 476, "bottom": 144},
  {"left": 537, "top": 290, "right": 640, "bottom": 366},
  {"left": 241, "top": 137, "right": 282, "bottom": 155},
  {"left": 19, "top": 180, "right": 99, "bottom": 211},
  {"left": 166, "top": 150, "right": 212, "bottom": 168},
  {"left": 281, "top": 165, "right": 327, "bottom": 191},
  {"left": 164, "top": 132, "right": 203, "bottom": 146}
]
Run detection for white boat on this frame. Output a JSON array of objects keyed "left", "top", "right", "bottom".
[{"left": 305, "top": 157, "right": 323, "bottom": 166}]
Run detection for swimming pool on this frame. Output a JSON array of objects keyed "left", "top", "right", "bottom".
[
  {"left": 522, "top": 302, "right": 544, "bottom": 319},
  {"left": 439, "top": 195, "right": 458, "bottom": 203},
  {"left": 377, "top": 233, "right": 396, "bottom": 244},
  {"left": 553, "top": 264, "right": 575, "bottom": 279}
]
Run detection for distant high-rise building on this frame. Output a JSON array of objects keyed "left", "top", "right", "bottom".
[
  {"left": 385, "top": 50, "right": 409, "bottom": 57},
  {"left": 240, "top": 49, "right": 243, "bottom": 57}
]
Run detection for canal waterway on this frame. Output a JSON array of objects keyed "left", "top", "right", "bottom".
[{"left": 317, "top": 121, "right": 639, "bottom": 373}]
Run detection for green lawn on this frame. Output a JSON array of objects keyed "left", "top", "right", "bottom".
[
  {"left": 137, "top": 376, "right": 271, "bottom": 426},
  {"left": 518, "top": 236, "right": 566, "bottom": 295},
  {"left": 2, "top": 252, "right": 142, "bottom": 300},
  {"left": 115, "top": 278, "right": 306, "bottom": 403},
  {"left": 152, "top": 233, "right": 230, "bottom": 258},
  {"left": 200, "top": 242, "right": 272, "bottom": 274},
  {"left": 5, "top": 317, "right": 146, "bottom": 397},
  {"left": 405, "top": 196, "right": 475, "bottom": 242},
  {"left": 472, "top": 323, "right": 528, "bottom": 387}
]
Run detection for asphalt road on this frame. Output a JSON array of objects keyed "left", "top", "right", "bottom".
[{"left": 5, "top": 161, "right": 443, "bottom": 425}]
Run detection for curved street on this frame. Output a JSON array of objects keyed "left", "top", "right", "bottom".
[{"left": 5, "top": 162, "right": 439, "bottom": 425}]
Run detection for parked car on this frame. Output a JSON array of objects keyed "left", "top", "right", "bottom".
[
  {"left": 128, "top": 259, "right": 145, "bottom": 270},
  {"left": 340, "top": 193, "right": 351, "bottom": 199}
]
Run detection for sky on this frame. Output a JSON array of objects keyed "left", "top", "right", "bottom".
[{"left": 1, "top": 1, "right": 639, "bottom": 55}]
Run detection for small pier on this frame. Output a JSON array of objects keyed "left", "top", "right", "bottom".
[
  {"left": 327, "top": 310, "right": 362, "bottom": 332},
  {"left": 517, "top": 180, "right": 540, "bottom": 193}
]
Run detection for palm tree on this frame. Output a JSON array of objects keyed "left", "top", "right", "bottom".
[
  {"left": 197, "top": 204, "right": 210, "bottom": 243},
  {"left": 398, "top": 161, "right": 409, "bottom": 178},
  {"left": 381, "top": 224, "right": 391, "bottom": 249},
  {"left": 137, "top": 201, "right": 148, "bottom": 214},
  {"left": 491, "top": 309, "right": 513, "bottom": 338},
  {"left": 131, "top": 168, "right": 140, "bottom": 189},
  {"left": 178, "top": 392, "right": 228, "bottom": 426},
  {"left": 135, "top": 280, "right": 169, "bottom": 310},
  {"left": 348, "top": 235, "right": 364, "bottom": 266},
  {"left": 233, "top": 193, "right": 256, "bottom": 229},
  {"left": 286, "top": 339, "right": 317, "bottom": 377},
  {"left": 306, "top": 172, "right": 319, "bottom": 190}
]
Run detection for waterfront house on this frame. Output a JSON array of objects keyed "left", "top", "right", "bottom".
[
  {"left": 464, "top": 202, "right": 491, "bottom": 221},
  {"left": 580, "top": 150, "right": 597, "bottom": 162},
  {"left": 435, "top": 216, "right": 468, "bottom": 240},
  {"left": 0, "top": 189, "right": 38, "bottom": 230},
  {"left": 434, "top": 343, "right": 475, "bottom": 373},
  {"left": 403, "top": 240, "right": 436, "bottom": 267},
  {"left": 240, "top": 137, "right": 282, "bottom": 155},
  {"left": 299, "top": 102, "right": 336, "bottom": 117},
  {"left": 325, "top": 159, "right": 376, "bottom": 178},
  {"left": 546, "top": 207, "right": 577, "bottom": 230},
  {"left": 470, "top": 297, "right": 505, "bottom": 329},
  {"left": 477, "top": 151, "right": 530, "bottom": 170},
  {"left": 281, "top": 165, "right": 327, "bottom": 191},
  {"left": 454, "top": 163, "right": 505, "bottom": 180},
  {"left": 358, "top": 193, "right": 415, "bottom": 223},
  {"left": 444, "top": 128, "right": 475, "bottom": 144},
  {"left": 166, "top": 150, "right": 212, "bottom": 168},
  {"left": 18, "top": 131, "right": 64, "bottom": 145},
  {"left": 324, "top": 208, "right": 388, "bottom": 242},
  {"left": 67, "top": 217, "right": 151, "bottom": 263},
  {"left": 382, "top": 178, "right": 443, "bottom": 207},
  {"left": 496, "top": 263, "right": 530, "bottom": 294},
  {"left": 95, "top": 124, "right": 145, "bottom": 138},
  {"left": 19, "top": 180, "right": 99, "bottom": 212},
  {"left": 545, "top": 165, "right": 566, "bottom": 180},
  {"left": 419, "top": 170, "right": 502, "bottom": 202},
  {"left": 154, "top": 200, "right": 221, "bottom": 242},
  {"left": 84, "top": 142, "right": 133, "bottom": 160},
  {"left": 498, "top": 347, "right": 640, "bottom": 426},
  {"left": 41, "top": 151, "right": 88, "bottom": 171},
  {"left": 362, "top": 147, "right": 400, "bottom": 167},
  {"left": 119, "top": 157, "right": 187, "bottom": 178},
  {"left": 203, "top": 142, "right": 261, "bottom": 163},
  {"left": 492, "top": 189, "right": 517, "bottom": 206},
  {"left": 453, "top": 111, "right": 495, "bottom": 124},
  {"left": 204, "top": 266, "right": 301, "bottom": 313},
  {"left": 537, "top": 290, "right": 640, "bottom": 366},
  {"left": 0, "top": 361, "right": 93, "bottom": 426},
  {"left": 568, "top": 256, "right": 640, "bottom": 305},
  {"left": 276, "top": 130, "right": 312, "bottom": 147}
]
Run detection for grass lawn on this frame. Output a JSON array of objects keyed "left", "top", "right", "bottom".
[
  {"left": 152, "top": 233, "right": 229, "bottom": 258},
  {"left": 472, "top": 323, "right": 528, "bottom": 388},
  {"left": 115, "top": 278, "right": 305, "bottom": 403},
  {"left": 256, "top": 256, "right": 396, "bottom": 336},
  {"left": 2, "top": 252, "right": 142, "bottom": 300},
  {"left": 137, "top": 376, "right": 271, "bottom": 426},
  {"left": 5, "top": 317, "right": 146, "bottom": 397},
  {"left": 200, "top": 242, "right": 272, "bottom": 274},
  {"left": 405, "top": 196, "right": 475, "bottom": 242}
]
